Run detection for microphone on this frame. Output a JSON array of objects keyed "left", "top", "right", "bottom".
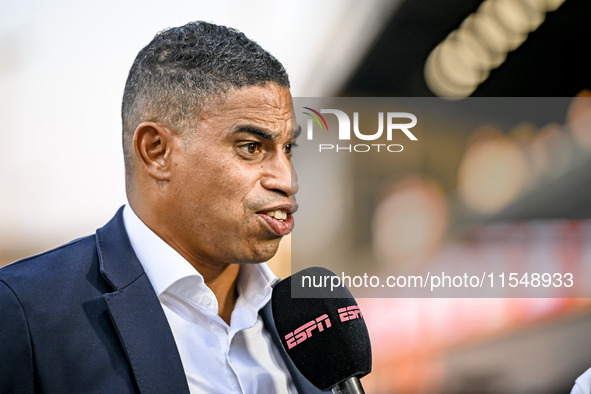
[{"left": 271, "top": 267, "right": 372, "bottom": 393}]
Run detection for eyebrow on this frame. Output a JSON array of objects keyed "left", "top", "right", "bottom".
[
  {"left": 233, "top": 124, "right": 302, "bottom": 141},
  {"left": 233, "top": 125, "right": 277, "bottom": 141}
]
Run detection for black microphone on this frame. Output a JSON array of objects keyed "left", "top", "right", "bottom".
[{"left": 271, "top": 267, "right": 372, "bottom": 393}]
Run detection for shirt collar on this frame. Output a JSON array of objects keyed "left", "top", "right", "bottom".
[
  {"left": 122, "top": 204, "right": 202, "bottom": 296},
  {"left": 237, "top": 259, "right": 279, "bottom": 309}
]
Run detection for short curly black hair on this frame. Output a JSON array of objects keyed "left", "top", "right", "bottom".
[{"left": 121, "top": 21, "right": 290, "bottom": 177}]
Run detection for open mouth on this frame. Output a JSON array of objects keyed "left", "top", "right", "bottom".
[
  {"left": 258, "top": 208, "right": 294, "bottom": 236},
  {"left": 264, "top": 209, "right": 289, "bottom": 221}
]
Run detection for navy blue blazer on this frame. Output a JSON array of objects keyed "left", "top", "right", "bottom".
[{"left": 0, "top": 207, "right": 323, "bottom": 393}]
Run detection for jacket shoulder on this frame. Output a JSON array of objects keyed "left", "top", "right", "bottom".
[
  {"left": 0, "top": 234, "right": 107, "bottom": 312},
  {"left": 0, "top": 235, "right": 97, "bottom": 286}
]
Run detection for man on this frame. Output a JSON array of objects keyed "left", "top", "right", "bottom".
[{"left": 0, "top": 21, "right": 322, "bottom": 393}]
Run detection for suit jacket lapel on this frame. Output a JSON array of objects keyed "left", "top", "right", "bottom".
[{"left": 96, "top": 207, "right": 189, "bottom": 394}]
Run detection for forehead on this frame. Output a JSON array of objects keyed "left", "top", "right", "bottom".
[{"left": 198, "top": 83, "right": 296, "bottom": 136}]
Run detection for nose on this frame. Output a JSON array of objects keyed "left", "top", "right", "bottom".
[{"left": 261, "top": 152, "right": 299, "bottom": 197}]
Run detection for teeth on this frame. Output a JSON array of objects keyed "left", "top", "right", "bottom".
[{"left": 266, "top": 210, "right": 288, "bottom": 221}]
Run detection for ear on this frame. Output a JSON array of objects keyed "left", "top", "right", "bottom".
[{"left": 133, "top": 121, "right": 178, "bottom": 181}]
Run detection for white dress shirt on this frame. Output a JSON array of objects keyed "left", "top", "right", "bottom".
[
  {"left": 572, "top": 367, "right": 591, "bottom": 394},
  {"left": 122, "top": 205, "right": 296, "bottom": 393}
]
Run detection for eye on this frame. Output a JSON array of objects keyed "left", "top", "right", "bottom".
[
  {"left": 239, "top": 142, "right": 262, "bottom": 156},
  {"left": 285, "top": 141, "right": 297, "bottom": 157},
  {"left": 246, "top": 143, "right": 259, "bottom": 154}
]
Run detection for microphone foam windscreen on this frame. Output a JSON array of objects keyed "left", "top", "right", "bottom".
[{"left": 271, "top": 267, "right": 372, "bottom": 391}]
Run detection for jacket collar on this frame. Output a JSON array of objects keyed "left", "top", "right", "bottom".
[
  {"left": 96, "top": 206, "right": 145, "bottom": 290},
  {"left": 95, "top": 207, "right": 190, "bottom": 394}
]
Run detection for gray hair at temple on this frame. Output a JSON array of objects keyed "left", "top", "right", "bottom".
[{"left": 121, "top": 21, "right": 290, "bottom": 180}]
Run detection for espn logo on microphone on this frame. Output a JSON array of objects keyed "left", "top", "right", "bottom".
[
  {"left": 283, "top": 305, "right": 364, "bottom": 349},
  {"left": 338, "top": 305, "right": 363, "bottom": 322}
]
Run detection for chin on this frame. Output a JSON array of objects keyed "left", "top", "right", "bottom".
[{"left": 242, "top": 240, "right": 281, "bottom": 264}]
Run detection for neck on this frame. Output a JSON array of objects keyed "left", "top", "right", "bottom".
[
  {"left": 203, "top": 264, "right": 240, "bottom": 325},
  {"left": 128, "top": 198, "right": 241, "bottom": 324}
]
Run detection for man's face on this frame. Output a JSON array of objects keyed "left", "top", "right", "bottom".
[{"left": 165, "top": 82, "right": 299, "bottom": 268}]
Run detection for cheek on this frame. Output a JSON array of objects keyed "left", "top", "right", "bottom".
[
  {"left": 175, "top": 146, "right": 262, "bottom": 213},
  {"left": 195, "top": 165, "right": 258, "bottom": 214}
]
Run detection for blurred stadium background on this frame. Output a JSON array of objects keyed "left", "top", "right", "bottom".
[{"left": 1, "top": 0, "right": 591, "bottom": 392}]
